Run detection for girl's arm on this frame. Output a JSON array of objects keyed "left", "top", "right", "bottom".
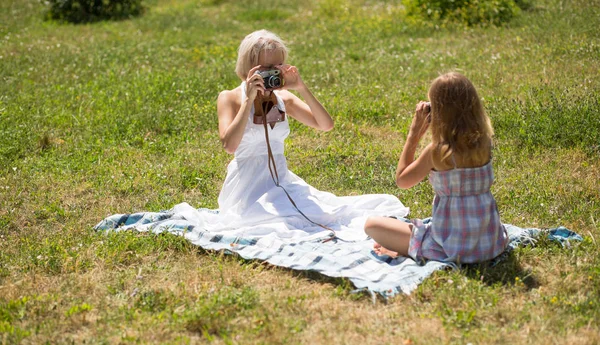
[
  {"left": 396, "top": 142, "right": 434, "bottom": 189},
  {"left": 218, "top": 66, "right": 265, "bottom": 154},
  {"left": 395, "top": 101, "right": 434, "bottom": 189},
  {"left": 278, "top": 65, "right": 334, "bottom": 131}
]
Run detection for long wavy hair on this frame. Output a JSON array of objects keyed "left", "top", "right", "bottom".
[{"left": 429, "top": 72, "right": 493, "bottom": 166}]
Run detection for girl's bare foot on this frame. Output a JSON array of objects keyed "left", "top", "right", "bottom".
[{"left": 373, "top": 242, "right": 399, "bottom": 258}]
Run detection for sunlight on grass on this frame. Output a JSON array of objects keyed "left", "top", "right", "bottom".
[{"left": 1, "top": 0, "right": 599, "bottom": 343}]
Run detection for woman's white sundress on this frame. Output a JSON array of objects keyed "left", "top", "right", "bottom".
[{"left": 170, "top": 82, "right": 409, "bottom": 241}]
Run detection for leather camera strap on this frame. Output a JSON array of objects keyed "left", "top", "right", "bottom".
[{"left": 261, "top": 100, "right": 336, "bottom": 242}]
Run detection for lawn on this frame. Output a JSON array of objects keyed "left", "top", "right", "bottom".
[{"left": 0, "top": 0, "right": 599, "bottom": 343}]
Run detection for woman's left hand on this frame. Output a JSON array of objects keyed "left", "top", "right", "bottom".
[{"left": 278, "top": 64, "right": 305, "bottom": 91}]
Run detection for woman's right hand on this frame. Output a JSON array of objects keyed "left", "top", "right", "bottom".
[{"left": 245, "top": 65, "right": 266, "bottom": 102}]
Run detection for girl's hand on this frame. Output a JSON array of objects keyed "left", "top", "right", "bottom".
[
  {"left": 410, "top": 101, "right": 431, "bottom": 139},
  {"left": 245, "top": 65, "right": 266, "bottom": 101},
  {"left": 278, "top": 64, "right": 305, "bottom": 91}
]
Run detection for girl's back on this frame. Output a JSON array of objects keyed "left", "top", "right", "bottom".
[
  {"left": 409, "top": 158, "right": 508, "bottom": 264},
  {"left": 432, "top": 140, "right": 492, "bottom": 172}
]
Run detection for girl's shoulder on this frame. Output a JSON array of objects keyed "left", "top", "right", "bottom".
[
  {"left": 431, "top": 143, "right": 492, "bottom": 171},
  {"left": 430, "top": 144, "right": 454, "bottom": 171}
]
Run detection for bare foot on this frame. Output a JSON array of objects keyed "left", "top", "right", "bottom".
[{"left": 373, "top": 242, "right": 399, "bottom": 258}]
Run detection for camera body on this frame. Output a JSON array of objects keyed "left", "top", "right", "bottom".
[{"left": 256, "top": 69, "right": 284, "bottom": 90}]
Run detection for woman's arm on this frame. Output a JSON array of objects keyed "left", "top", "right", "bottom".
[
  {"left": 217, "top": 90, "right": 250, "bottom": 154},
  {"left": 218, "top": 66, "right": 265, "bottom": 154},
  {"left": 395, "top": 101, "right": 434, "bottom": 189},
  {"left": 278, "top": 65, "right": 334, "bottom": 131}
]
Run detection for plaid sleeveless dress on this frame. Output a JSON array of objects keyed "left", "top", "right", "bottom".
[{"left": 408, "top": 160, "right": 508, "bottom": 264}]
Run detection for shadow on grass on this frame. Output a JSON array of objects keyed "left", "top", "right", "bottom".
[
  {"left": 462, "top": 251, "right": 539, "bottom": 290},
  {"left": 204, "top": 248, "right": 369, "bottom": 300},
  {"left": 287, "top": 268, "right": 357, "bottom": 290},
  {"left": 277, "top": 266, "right": 373, "bottom": 301},
  {"left": 201, "top": 246, "right": 541, "bottom": 302}
]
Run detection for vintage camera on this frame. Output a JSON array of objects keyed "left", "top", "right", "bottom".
[{"left": 255, "top": 69, "right": 284, "bottom": 90}]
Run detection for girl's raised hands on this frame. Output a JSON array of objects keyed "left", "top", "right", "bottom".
[{"left": 410, "top": 101, "right": 431, "bottom": 139}]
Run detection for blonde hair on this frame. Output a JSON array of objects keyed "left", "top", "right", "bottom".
[
  {"left": 235, "top": 30, "right": 288, "bottom": 81},
  {"left": 428, "top": 72, "right": 493, "bottom": 166}
]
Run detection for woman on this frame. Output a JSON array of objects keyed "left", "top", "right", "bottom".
[{"left": 100, "top": 30, "right": 408, "bottom": 242}]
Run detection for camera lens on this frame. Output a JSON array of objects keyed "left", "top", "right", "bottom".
[{"left": 269, "top": 76, "right": 281, "bottom": 88}]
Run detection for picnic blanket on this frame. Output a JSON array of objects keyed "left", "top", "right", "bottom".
[{"left": 94, "top": 207, "right": 582, "bottom": 299}]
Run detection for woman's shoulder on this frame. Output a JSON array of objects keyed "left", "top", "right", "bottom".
[
  {"left": 219, "top": 85, "right": 242, "bottom": 100},
  {"left": 217, "top": 86, "right": 243, "bottom": 108},
  {"left": 275, "top": 89, "right": 298, "bottom": 103}
]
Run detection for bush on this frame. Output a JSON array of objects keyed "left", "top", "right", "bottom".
[
  {"left": 44, "top": 0, "right": 145, "bottom": 24},
  {"left": 403, "top": 0, "right": 529, "bottom": 27}
]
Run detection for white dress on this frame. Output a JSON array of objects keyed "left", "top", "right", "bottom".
[{"left": 168, "top": 82, "right": 409, "bottom": 241}]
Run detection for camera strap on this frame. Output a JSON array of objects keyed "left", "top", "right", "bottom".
[
  {"left": 261, "top": 100, "right": 336, "bottom": 243},
  {"left": 253, "top": 93, "right": 285, "bottom": 127}
]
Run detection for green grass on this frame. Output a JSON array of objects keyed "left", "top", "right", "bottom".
[{"left": 1, "top": 0, "right": 599, "bottom": 343}]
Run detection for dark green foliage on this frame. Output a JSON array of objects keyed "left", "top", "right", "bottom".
[
  {"left": 403, "top": 0, "right": 528, "bottom": 27},
  {"left": 44, "top": 0, "right": 145, "bottom": 23}
]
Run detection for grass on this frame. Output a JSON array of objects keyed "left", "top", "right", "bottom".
[{"left": 1, "top": 0, "right": 599, "bottom": 343}]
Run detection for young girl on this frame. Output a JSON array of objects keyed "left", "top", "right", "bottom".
[
  {"left": 170, "top": 29, "right": 407, "bottom": 240},
  {"left": 365, "top": 72, "right": 508, "bottom": 263}
]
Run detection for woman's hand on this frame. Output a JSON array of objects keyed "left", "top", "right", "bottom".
[
  {"left": 277, "top": 64, "right": 305, "bottom": 91},
  {"left": 409, "top": 101, "right": 431, "bottom": 139},
  {"left": 245, "top": 65, "right": 266, "bottom": 101}
]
